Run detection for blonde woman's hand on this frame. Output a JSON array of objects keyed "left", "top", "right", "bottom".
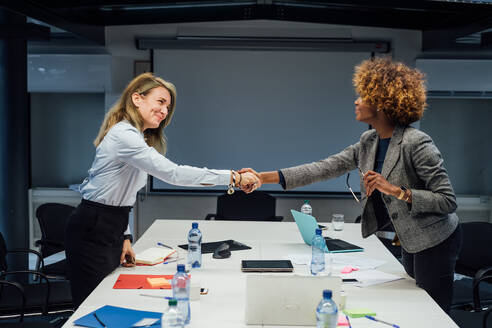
[
  {"left": 121, "top": 239, "right": 136, "bottom": 267},
  {"left": 239, "top": 171, "right": 261, "bottom": 194}
]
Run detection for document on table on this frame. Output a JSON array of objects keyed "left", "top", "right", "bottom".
[
  {"left": 286, "top": 253, "right": 386, "bottom": 270},
  {"left": 344, "top": 269, "right": 404, "bottom": 287},
  {"left": 331, "top": 254, "right": 386, "bottom": 270}
]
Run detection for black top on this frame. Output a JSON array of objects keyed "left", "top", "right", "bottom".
[{"left": 372, "top": 137, "right": 393, "bottom": 231}]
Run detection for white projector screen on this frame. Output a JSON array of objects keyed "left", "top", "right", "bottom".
[{"left": 152, "top": 49, "right": 370, "bottom": 193}]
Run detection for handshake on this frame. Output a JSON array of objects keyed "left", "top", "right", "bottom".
[{"left": 233, "top": 168, "right": 262, "bottom": 194}]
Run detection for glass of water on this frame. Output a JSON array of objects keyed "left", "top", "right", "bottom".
[{"left": 332, "top": 214, "right": 344, "bottom": 231}]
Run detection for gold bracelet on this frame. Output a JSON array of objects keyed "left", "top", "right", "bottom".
[
  {"left": 397, "top": 189, "right": 405, "bottom": 200},
  {"left": 404, "top": 190, "right": 411, "bottom": 202}
]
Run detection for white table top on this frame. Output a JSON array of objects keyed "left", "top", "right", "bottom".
[{"left": 62, "top": 220, "right": 458, "bottom": 328}]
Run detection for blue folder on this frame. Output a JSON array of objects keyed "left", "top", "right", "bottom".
[{"left": 73, "top": 305, "right": 162, "bottom": 328}]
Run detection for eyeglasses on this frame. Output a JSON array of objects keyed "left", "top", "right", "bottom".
[
  {"left": 213, "top": 242, "right": 231, "bottom": 259},
  {"left": 346, "top": 169, "right": 367, "bottom": 203}
]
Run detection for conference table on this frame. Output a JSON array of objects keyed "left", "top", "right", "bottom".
[{"left": 62, "top": 220, "right": 458, "bottom": 327}]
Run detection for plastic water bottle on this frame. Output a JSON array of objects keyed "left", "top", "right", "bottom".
[
  {"left": 187, "top": 222, "right": 202, "bottom": 268},
  {"left": 311, "top": 228, "right": 325, "bottom": 275},
  {"left": 301, "top": 200, "right": 312, "bottom": 216},
  {"left": 316, "top": 289, "right": 338, "bottom": 328},
  {"left": 161, "top": 299, "right": 184, "bottom": 328},
  {"left": 172, "top": 264, "right": 190, "bottom": 325}
]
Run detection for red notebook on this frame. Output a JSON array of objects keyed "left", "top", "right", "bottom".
[{"left": 113, "top": 274, "right": 174, "bottom": 289}]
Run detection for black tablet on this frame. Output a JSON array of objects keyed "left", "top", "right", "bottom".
[{"left": 241, "top": 260, "right": 294, "bottom": 272}]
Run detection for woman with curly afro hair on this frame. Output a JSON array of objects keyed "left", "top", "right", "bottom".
[{"left": 242, "top": 57, "right": 462, "bottom": 313}]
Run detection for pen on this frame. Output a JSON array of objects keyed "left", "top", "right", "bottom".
[
  {"left": 139, "top": 294, "right": 172, "bottom": 299},
  {"left": 157, "top": 242, "right": 174, "bottom": 249},
  {"left": 139, "top": 294, "right": 190, "bottom": 301},
  {"left": 163, "top": 258, "right": 179, "bottom": 264},
  {"left": 345, "top": 315, "right": 352, "bottom": 328},
  {"left": 365, "top": 315, "right": 400, "bottom": 328}
]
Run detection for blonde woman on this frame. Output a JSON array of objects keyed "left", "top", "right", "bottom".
[
  {"left": 65, "top": 73, "right": 259, "bottom": 308},
  {"left": 243, "top": 58, "right": 461, "bottom": 313}
]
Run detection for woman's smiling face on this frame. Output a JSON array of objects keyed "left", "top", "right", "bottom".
[{"left": 133, "top": 86, "right": 171, "bottom": 130}]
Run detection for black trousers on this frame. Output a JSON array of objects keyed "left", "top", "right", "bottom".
[
  {"left": 65, "top": 199, "right": 131, "bottom": 309},
  {"left": 402, "top": 224, "right": 462, "bottom": 314}
]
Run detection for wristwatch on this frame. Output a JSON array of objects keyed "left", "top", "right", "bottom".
[
  {"left": 123, "top": 234, "right": 133, "bottom": 243},
  {"left": 397, "top": 186, "right": 408, "bottom": 200}
]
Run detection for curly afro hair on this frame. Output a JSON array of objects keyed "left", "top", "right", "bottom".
[{"left": 353, "top": 57, "right": 427, "bottom": 126}]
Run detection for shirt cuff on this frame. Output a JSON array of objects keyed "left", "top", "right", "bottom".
[
  {"left": 217, "top": 170, "right": 232, "bottom": 186},
  {"left": 278, "top": 170, "right": 286, "bottom": 190}
]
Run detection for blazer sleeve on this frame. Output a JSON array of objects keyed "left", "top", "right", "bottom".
[
  {"left": 280, "top": 143, "right": 359, "bottom": 190},
  {"left": 409, "top": 134, "right": 457, "bottom": 216}
]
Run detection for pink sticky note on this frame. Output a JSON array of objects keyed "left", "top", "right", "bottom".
[
  {"left": 341, "top": 266, "right": 359, "bottom": 274},
  {"left": 337, "top": 314, "right": 349, "bottom": 326}
]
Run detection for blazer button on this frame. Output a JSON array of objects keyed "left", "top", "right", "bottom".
[
  {"left": 391, "top": 213, "right": 398, "bottom": 220},
  {"left": 385, "top": 196, "right": 392, "bottom": 204}
]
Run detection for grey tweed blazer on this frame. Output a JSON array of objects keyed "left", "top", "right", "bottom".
[{"left": 281, "top": 125, "right": 459, "bottom": 253}]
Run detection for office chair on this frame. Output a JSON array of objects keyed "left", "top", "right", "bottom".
[
  {"left": 34, "top": 203, "right": 75, "bottom": 279},
  {"left": 205, "top": 191, "right": 283, "bottom": 222},
  {"left": 452, "top": 222, "right": 492, "bottom": 312},
  {"left": 0, "top": 232, "right": 73, "bottom": 322},
  {"left": 483, "top": 307, "right": 492, "bottom": 328}
]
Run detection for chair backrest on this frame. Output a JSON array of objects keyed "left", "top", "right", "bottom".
[
  {"left": 215, "top": 191, "right": 282, "bottom": 221},
  {"left": 0, "top": 231, "right": 8, "bottom": 272},
  {"left": 35, "top": 203, "right": 76, "bottom": 257},
  {"left": 456, "top": 222, "right": 492, "bottom": 277}
]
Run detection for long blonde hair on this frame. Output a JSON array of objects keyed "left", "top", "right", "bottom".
[{"left": 94, "top": 72, "right": 177, "bottom": 155}]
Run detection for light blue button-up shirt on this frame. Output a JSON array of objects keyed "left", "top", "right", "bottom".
[{"left": 79, "top": 121, "right": 231, "bottom": 234}]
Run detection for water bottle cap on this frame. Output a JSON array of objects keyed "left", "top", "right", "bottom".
[
  {"left": 192, "top": 222, "right": 198, "bottom": 229},
  {"left": 315, "top": 228, "right": 322, "bottom": 235},
  {"left": 168, "top": 299, "right": 178, "bottom": 306},
  {"left": 304, "top": 200, "right": 310, "bottom": 204},
  {"left": 323, "top": 289, "right": 332, "bottom": 299},
  {"left": 177, "top": 264, "right": 185, "bottom": 272}
]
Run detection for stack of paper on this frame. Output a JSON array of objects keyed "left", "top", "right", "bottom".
[
  {"left": 135, "top": 247, "right": 176, "bottom": 265},
  {"left": 344, "top": 269, "right": 403, "bottom": 287},
  {"left": 331, "top": 254, "right": 386, "bottom": 270}
]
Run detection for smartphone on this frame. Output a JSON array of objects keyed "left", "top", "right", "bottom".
[{"left": 241, "top": 260, "right": 294, "bottom": 272}]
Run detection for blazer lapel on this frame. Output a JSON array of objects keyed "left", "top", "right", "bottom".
[
  {"left": 381, "top": 125, "right": 404, "bottom": 179},
  {"left": 360, "top": 131, "right": 378, "bottom": 175}
]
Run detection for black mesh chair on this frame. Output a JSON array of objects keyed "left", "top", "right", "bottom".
[
  {"left": 452, "top": 222, "right": 492, "bottom": 312},
  {"left": 484, "top": 307, "right": 492, "bottom": 328},
  {"left": 0, "top": 232, "right": 73, "bottom": 322},
  {"left": 205, "top": 191, "right": 283, "bottom": 222},
  {"left": 34, "top": 203, "right": 75, "bottom": 279}
]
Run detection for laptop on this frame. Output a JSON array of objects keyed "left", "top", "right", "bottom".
[
  {"left": 291, "top": 209, "right": 363, "bottom": 253},
  {"left": 245, "top": 274, "right": 341, "bottom": 326}
]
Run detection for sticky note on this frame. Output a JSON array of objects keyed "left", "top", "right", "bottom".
[
  {"left": 337, "top": 314, "right": 349, "bottom": 326},
  {"left": 341, "top": 266, "right": 359, "bottom": 274},
  {"left": 146, "top": 277, "right": 170, "bottom": 288},
  {"left": 343, "top": 308, "right": 376, "bottom": 318}
]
